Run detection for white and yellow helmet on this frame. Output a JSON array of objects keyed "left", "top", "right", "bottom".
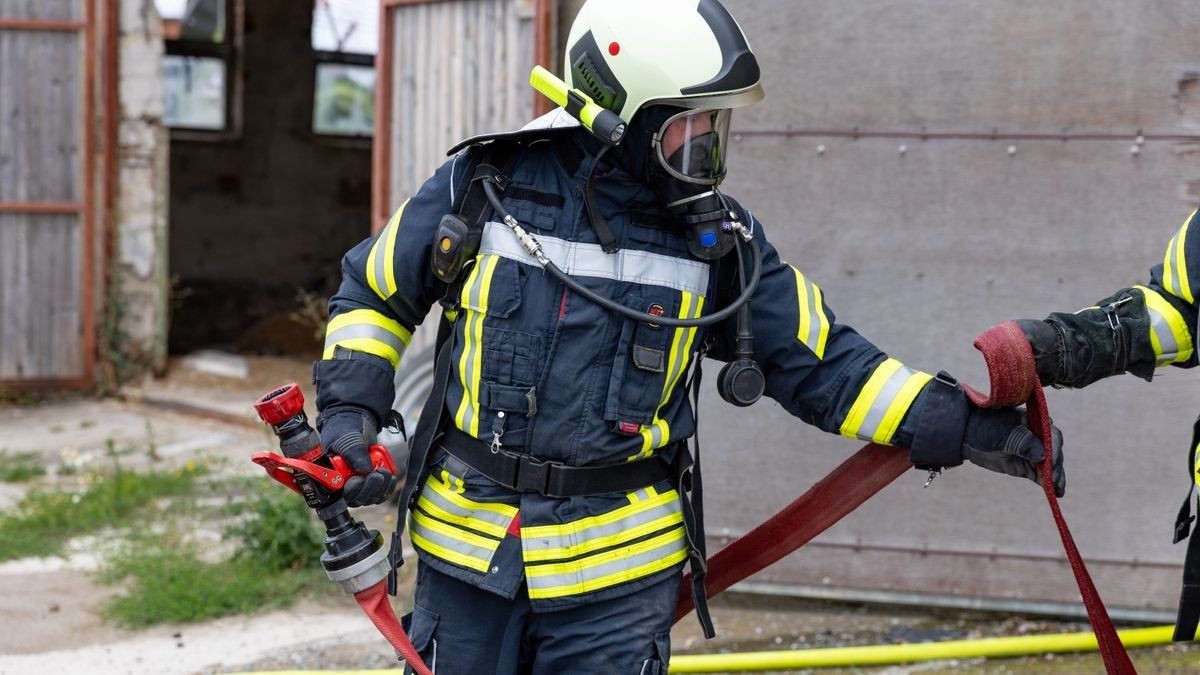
[{"left": 564, "top": 0, "right": 764, "bottom": 125}]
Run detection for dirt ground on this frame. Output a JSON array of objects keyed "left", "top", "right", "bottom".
[{"left": 0, "top": 356, "right": 1198, "bottom": 674}]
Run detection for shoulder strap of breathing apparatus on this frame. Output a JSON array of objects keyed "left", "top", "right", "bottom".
[{"left": 431, "top": 140, "right": 524, "bottom": 311}]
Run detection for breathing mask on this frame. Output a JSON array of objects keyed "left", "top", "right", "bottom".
[{"left": 649, "top": 108, "right": 738, "bottom": 260}]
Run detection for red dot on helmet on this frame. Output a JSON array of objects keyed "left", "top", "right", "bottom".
[{"left": 608, "top": 42, "right": 620, "bottom": 56}]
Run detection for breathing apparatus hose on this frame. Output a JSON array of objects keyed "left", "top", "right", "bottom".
[{"left": 481, "top": 179, "right": 763, "bottom": 328}]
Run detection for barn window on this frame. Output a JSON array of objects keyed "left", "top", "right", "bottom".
[
  {"left": 312, "top": 0, "right": 377, "bottom": 137},
  {"left": 157, "top": 0, "right": 241, "bottom": 135}
]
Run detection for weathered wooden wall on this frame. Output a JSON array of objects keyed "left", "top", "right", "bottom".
[
  {"left": 385, "top": 0, "right": 536, "bottom": 211},
  {"left": 0, "top": 0, "right": 89, "bottom": 383}
]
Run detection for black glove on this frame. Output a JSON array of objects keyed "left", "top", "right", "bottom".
[
  {"left": 319, "top": 406, "right": 398, "bottom": 507},
  {"left": 962, "top": 407, "right": 1066, "bottom": 498},
  {"left": 1014, "top": 318, "right": 1066, "bottom": 386}
]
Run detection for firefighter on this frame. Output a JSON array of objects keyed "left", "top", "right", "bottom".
[
  {"left": 313, "top": 0, "right": 1066, "bottom": 671},
  {"left": 1010, "top": 208, "right": 1200, "bottom": 640}
]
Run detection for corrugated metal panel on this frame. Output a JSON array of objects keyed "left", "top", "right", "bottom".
[
  {"left": 387, "top": 0, "right": 536, "bottom": 210},
  {"left": 697, "top": 0, "right": 1200, "bottom": 610}
]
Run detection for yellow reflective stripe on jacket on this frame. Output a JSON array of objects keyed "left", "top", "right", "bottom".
[
  {"left": 634, "top": 292, "right": 705, "bottom": 459},
  {"left": 524, "top": 526, "right": 688, "bottom": 599},
  {"left": 322, "top": 309, "right": 412, "bottom": 367},
  {"left": 409, "top": 508, "right": 502, "bottom": 574},
  {"left": 790, "top": 265, "right": 831, "bottom": 359},
  {"left": 1162, "top": 210, "right": 1196, "bottom": 304},
  {"left": 366, "top": 200, "right": 409, "bottom": 300},
  {"left": 521, "top": 489, "right": 683, "bottom": 562},
  {"left": 1194, "top": 442, "right": 1200, "bottom": 493},
  {"left": 418, "top": 478, "right": 518, "bottom": 540},
  {"left": 454, "top": 255, "right": 500, "bottom": 437},
  {"left": 840, "top": 358, "right": 933, "bottom": 444},
  {"left": 1135, "top": 285, "right": 1194, "bottom": 366}
]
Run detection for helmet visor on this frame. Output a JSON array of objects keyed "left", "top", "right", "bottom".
[{"left": 654, "top": 108, "right": 732, "bottom": 185}]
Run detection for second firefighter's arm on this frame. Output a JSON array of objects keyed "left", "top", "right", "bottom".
[{"left": 1017, "top": 209, "right": 1200, "bottom": 389}]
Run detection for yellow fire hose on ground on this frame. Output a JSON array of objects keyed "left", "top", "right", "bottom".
[
  {"left": 668, "top": 624, "right": 1178, "bottom": 672},
  {"left": 231, "top": 624, "right": 1184, "bottom": 674}
]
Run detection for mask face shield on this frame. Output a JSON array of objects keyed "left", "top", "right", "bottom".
[{"left": 652, "top": 108, "right": 732, "bottom": 186}]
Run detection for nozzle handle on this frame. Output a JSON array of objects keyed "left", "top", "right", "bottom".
[
  {"left": 252, "top": 444, "right": 398, "bottom": 496},
  {"left": 530, "top": 66, "right": 626, "bottom": 145}
]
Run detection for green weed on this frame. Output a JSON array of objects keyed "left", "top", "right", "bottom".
[
  {"left": 226, "top": 486, "right": 327, "bottom": 570},
  {"left": 0, "top": 450, "right": 46, "bottom": 482},
  {"left": 100, "top": 481, "right": 330, "bottom": 627},
  {"left": 0, "top": 464, "right": 201, "bottom": 560}
]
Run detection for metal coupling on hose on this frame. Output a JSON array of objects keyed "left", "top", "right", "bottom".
[
  {"left": 503, "top": 215, "right": 550, "bottom": 266},
  {"left": 730, "top": 220, "right": 754, "bottom": 243}
]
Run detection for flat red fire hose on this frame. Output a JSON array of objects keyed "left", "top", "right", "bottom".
[
  {"left": 355, "top": 580, "right": 434, "bottom": 675},
  {"left": 675, "top": 321, "right": 1137, "bottom": 674}
]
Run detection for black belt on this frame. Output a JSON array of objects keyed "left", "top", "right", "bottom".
[{"left": 441, "top": 427, "right": 674, "bottom": 498}]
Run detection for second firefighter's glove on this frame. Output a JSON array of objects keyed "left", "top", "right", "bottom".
[
  {"left": 318, "top": 406, "right": 398, "bottom": 507},
  {"left": 963, "top": 407, "right": 1066, "bottom": 498}
]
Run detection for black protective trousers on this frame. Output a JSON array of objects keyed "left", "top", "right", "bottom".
[{"left": 401, "top": 560, "right": 679, "bottom": 674}]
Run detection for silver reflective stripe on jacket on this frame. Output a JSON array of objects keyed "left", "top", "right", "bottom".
[{"left": 480, "top": 221, "right": 709, "bottom": 296}]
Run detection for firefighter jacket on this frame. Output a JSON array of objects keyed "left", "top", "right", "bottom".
[
  {"left": 316, "top": 125, "right": 946, "bottom": 612},
  {"left": 1037, "top": 208, "right": 1200, "bottom": 388}
]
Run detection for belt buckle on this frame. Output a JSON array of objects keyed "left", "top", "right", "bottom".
[{"left": 514, "top": 456, "right": 552, "bottom": 495}]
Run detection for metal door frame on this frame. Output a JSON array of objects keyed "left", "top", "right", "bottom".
[{"left": 0, "top": 2, "right": 117, "bottom": 390}]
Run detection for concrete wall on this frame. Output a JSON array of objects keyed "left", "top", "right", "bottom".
[
  {"left": 113, "top": 0, "right": 169, "bottom": 373},
  {"left": 687, "top": 0, "right": 1200, "bottom": 611},
  {"left": 168, "top": 0, "right": 372, "bottom": 353}
]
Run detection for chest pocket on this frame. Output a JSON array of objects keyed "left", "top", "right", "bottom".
[
  {"left": 459, "top": 257, "right": 543, "bottom": 429},
  {"left": 604, "top": 290, "right": 680, "bottom": 426}
]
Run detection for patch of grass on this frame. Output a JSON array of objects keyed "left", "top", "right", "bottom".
[
  {"left": 99, "top": 543, "right": 318, "bottom": 627},
  {"left": 0, "top": 450, "right": 46, "bottom": 482},
  {"left": 225, "top": 485, "right": 328, "bottom": 570},
  {"left": 100, "top": 482, "right": 331, "bottom": 627},
  {"left": 0, "top": 464, "right": 201, "bottom": 561}
]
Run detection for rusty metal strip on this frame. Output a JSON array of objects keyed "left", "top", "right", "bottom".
[
  {"left": 372, "top": 3, "right": 396, "bottom": 235},
  {"left": 0, "top": 377, "right": 91, "bottom": 392},
  {"left": 532, "top": 0, "right": 552, "bottom": 117},
  {"left": 0, "top": 18, "right": 86, "bottom": 31},
  {"left": 81, "top": 0, "right": 97, "bottom": 385},
  {"left": 0, "top": 202, "right": 86, "bottom": 214}
]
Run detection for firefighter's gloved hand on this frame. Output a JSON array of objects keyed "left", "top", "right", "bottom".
[
  {"left": 963, "top": 407, "right": 1066, "bottom": 498},
  {"left": 319, "top": 407, "right": 397, "bottom": 507},
  {"left": 1014, "top": 319, "right": 1065, "bottom": 386}
]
